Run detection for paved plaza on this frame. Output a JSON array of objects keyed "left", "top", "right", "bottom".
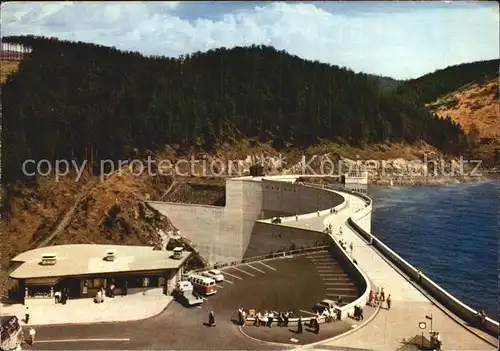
[{"left": 1, "top": 288, "right": 172, "bottom": 326}]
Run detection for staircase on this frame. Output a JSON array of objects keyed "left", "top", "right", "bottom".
[{"left": 305, "top": 249, "right": 360, "bottom": 304}]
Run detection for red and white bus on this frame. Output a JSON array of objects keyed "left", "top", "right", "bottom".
[{"left": 187, "top": 274, "right": 217, "bottom": 296}]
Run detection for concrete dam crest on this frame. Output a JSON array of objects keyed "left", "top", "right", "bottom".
[{"left": 147, "top": 177, "right": 345, "bottom": 264}]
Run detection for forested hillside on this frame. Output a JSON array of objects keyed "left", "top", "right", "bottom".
[
  {"left": 2, "top": 35, "right": 467, "bottom": 184},
  {"left": 394, "top": 59, "right": 499, "bottom": 105}
]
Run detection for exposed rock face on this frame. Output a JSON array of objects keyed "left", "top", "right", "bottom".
[{"left": 283, "top": 154, "right": 488, "bottom": 186}]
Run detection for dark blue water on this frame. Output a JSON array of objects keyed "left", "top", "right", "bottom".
[{"left": 368, "top": 180, "right": 498, "bottom": 320}]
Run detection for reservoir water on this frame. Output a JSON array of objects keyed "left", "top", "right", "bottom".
[{"left": 368, "top": 180, "right": 498, "bottom": 320}]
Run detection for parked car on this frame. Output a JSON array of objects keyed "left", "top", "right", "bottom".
[
  {"left": 174, "top": 280, "right": 193, "bottom": 293},
  {"left": 313, "top": 299, "right": 337, "bottom": 313},
  {"left": 174, "top": 290, "right": 203, "bottom": 307},
  {"left": 201, "top": 269, "right": 224, "bottom": 282}
]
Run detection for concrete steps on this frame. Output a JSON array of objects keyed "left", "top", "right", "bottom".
[{"left": 306, "top": 250, "right": 361, "bottom": 302}]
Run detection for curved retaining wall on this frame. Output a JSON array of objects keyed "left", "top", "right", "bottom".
[
  {"left": 148, "top": 177, "right": 344, "bottom": 264},
  {"left": 346, "top": 192, "right": 499, "bottom": 337},
  {"left": 246, "top": 181, "right": 371, "bottom": 320}
]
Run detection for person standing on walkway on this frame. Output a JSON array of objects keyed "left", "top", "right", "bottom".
[
  {"left": 368, "top": 290, "right": 374, "bottom": 306},
  {"left": 380, "top": 288, "right": 385, "bottom": 302},
  {"left": 297, "top": 316, "right": 303, "bottom": 334},
  {"left": 25, "top": 306, "right": 30, "bottom": 324},
  {"left": 123, "top": 280, "right": 128, "bottom": 296},
  {"left": 386, "top": 294, "right": 392, "bottom": 310},
  {"left": 314, "top": 315, "right": 320, "bottom": 334},
  {"left": 268, "top": 310, "right": 274, "bottom": 327},
  {"left": 208, "top": 310, "right": 216, "bottom": 327},
  {"left": 283, "top": 311, "right": 289, "bottom": 327},
  {"left": 28, "top": 327, "right": 36, "bottom": 345},
  {"left": 238, "top": 306, "right": 243, "bottom": 326},
  {"left": 349, "top": 242, "right": 353, "bottom": 254},
  {"left": 241, "top": 309, "right": 246, "bottom": 327}
]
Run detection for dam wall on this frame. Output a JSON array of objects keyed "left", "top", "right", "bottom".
[
  {"left": 147, "top": 177, "right": 343, "bottom": 264},
  {"left": 346, "top": 193, "right": 499, "bottom": 338}
]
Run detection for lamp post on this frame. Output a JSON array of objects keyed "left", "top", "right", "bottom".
[
  {"left": 419, "top": 322, "right": 427, "bottom": 348},
  {"left": 425, "top": 314, "right": 433, "bottom": 333}
]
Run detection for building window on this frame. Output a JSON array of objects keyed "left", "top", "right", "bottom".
[{"left": 92, "top": 278, "right": 103, "bottom": 288}]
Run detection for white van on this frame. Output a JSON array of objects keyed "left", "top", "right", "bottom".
[
  {"left": 174, "top": 280, "right": 193, "bottom": 293},
  {"left": 201, "top": 269, "right": 224, "bottom": 282}
]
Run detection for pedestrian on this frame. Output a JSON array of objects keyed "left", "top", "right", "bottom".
[
  {"left": 380, "top": 288, "right": 385, "bottom": 302},
  {"left": 110, "top": 282, "right": 115, "bottom": 298},
  {"left": 368, "top": 290, "right": 374, "bottom": 306},
  {"left": 349, "top": 242, "right": 353, "bottom": 253},
  {"left": 241, "top": 309, "right": 246, "bottom": 327},
  {"left": 123, "top": 280, "right": 128, "bottom": 296},
  {"left": 254, "top": 311, "right": 260, "bottom": 326},
  {"left": 54, "top": 290, "right": 61, "bottom": 304},
  {"left": 284, "top": 311, "right": 289, "bottom": 327},
  {"left": 297, "top": 316, "right": 303, "bottom": 334},
  {"left": 386, "top": 294, "right": 392, "bottom": 310},
  {"left": 238, "top": 306, "right": 243, "bottom": 326},
  {"left": 268, "top": 310, "right": 274, "bottom": 327},
  {"left": 25, "top": 306, "right": 30, "bottom": 324},
  {"left": 315, "top": 315, "right": 320, "bottom": 334},
  {"left": 337, "top": 295, "right": 343, "bottom": 306},
  {"left": 295, "top": 214, "right": 298, "bottom": 221},
  {"left": 28, "top": 327, "right": 36, "bottom": 345},
  {"left": 359, "top": 307, "right": 364, "bottom": 320},
  {"left": 436, "top": 332, "right": 442, "bottom": 350},
  {"left": 374, "top": 292, "right": 379, "bottom": 306},
  {"left": 208, "top": 310, "right": 216, "bottom": 327}
]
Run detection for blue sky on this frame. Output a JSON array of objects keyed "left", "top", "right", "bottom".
[{"left": 1, "top": 1, "right": 498, "bottom": 79}]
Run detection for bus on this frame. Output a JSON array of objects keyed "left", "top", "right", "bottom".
[
  {"left": 187, "top": 274, "right": 217, "bottom": 296},
  {"left": 1, "top": 315, "right": 23, "bottom": 351}
]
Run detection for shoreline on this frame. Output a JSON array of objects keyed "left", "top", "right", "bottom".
[{"left": 371, "top": 172, "right": 498, "bottom": 187}]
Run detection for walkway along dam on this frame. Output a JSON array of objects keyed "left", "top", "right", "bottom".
[{"left": 148, "top": 175, "right": 498, "bottom": 350}]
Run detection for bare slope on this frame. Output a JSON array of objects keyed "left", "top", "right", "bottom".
[{"left": 426, "top": 78, "right": 499, "bottom": 140}]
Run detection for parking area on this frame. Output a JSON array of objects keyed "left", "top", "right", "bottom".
[
  {"left": 27, "top": 251, "right": 369, "bottom": 349},
  {"left": 186, "top": 254, "right": 328, "bottom": 315}
]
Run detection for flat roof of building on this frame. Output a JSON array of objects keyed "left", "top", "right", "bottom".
[{"left": 9, "top": 244, "right": 191, "bottom": 280}]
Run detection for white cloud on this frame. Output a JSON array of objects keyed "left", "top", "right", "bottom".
[{"left": 1, "top": 1, "right": 498, "bottom": 79}]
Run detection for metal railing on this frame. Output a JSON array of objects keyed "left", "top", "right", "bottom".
[{"left": 191, "top": 245, "right": 331, "bottom": 273}]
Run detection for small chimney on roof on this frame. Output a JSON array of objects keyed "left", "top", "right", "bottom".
[
  {"left": 41, "top": 253, "right": 57, "bottom": 265},
  {"left": 105, "top": 249, "right": 116, "bottom": 261}
]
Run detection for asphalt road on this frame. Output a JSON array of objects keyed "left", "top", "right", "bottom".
[{"left": 23, "top": 252, "right": 359, "bottom": 350}]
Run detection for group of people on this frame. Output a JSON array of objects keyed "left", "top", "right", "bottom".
[
  {"left": 368, "top": 288, "right": 391, "bottom": 310},
  {"left": 54, "top": 288, "right": 69, "bottom": 304},
  {"left": 319, "top": 306, "right": 337, "bottom": 322},
  {"left": 430, "top": 331, "right": 442, "bottom": 350},
  {"left": 271, "top": 217, "right": 282, "bottom": 224},
  {"left": 251, "top": 309, "right": 293, "bottom": 327},
  {"left": 353, "top": 305, "right": 364, "bottom": 321}
]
